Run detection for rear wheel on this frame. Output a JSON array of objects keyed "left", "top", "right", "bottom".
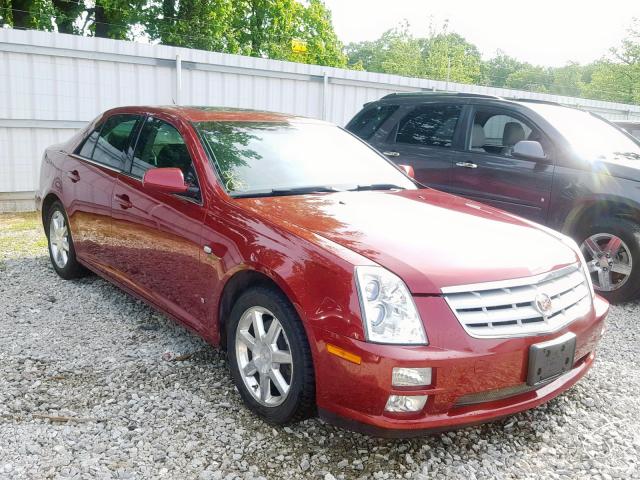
[
  {"left": 46, "top": 202, "right": 87, "bottom": 279},
  {"left": 227, "top": 286, "right": 315, "bottom": 424},
  {"left": 579, "top": 217, "right": 640, "bottom": 303}
]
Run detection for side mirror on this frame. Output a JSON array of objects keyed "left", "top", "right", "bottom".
[
  {"left": 142, "top": 168, "right": 188, "bottom": 194},
  {"left": 399, "top": 164, "right": 415, "bottom": 179},
  {"left": 512, "top": 140, "right": 546, "bottom": 161}
]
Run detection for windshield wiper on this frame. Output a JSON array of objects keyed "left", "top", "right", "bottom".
[
  {"left": 349, "top": 184, "right": 406, "bottom": 192},
  {"left": 231, "top": 186, "right": 342, "bottom": 198}
]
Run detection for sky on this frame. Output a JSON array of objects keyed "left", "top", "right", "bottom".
[{"left": 323, "top": 0, "right": 640, "bottom": 67}]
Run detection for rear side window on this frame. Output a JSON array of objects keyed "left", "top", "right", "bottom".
[
  {"left": 91, "top": 115, "right": 139, "bottom": 170},
  {"left": 78, "top": 129, "right": 99, "bottom": 158},
  {"left": 396, "top": 104, "right": 462, "bottom": 148},
  {"left": 348, "top": 104, "right": 398, "bottom": 139}
]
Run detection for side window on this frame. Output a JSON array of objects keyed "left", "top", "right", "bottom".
[
  {"left": 132, "top": 118, "right": 200, "bottom": 195},
  {"left": 347, "top": 104, "right": 398, "bottom": 140},
  {"left": 396, "top": 104, "right": 462, "bottom": 148},
  {"left": 78, "top": 129, "right": 99, "bottom": 158},
  {"left": 92, "top": 115, "right": 139, "bottom": 170},
  {"left": 469, "top": 109, "right": 544, "bottom": 157}
]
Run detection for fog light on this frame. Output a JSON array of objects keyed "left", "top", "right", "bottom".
[
  {"left": 385, "top": 395, "right": 428, "bottom": 413},
  {"left": 392, "top": 367, "right": 432, "bottom": 387}
]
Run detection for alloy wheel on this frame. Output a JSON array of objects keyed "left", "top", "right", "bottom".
[
  {"left": 49, "top": 210, "right": 70, "bottom": 269},
  {"left": 235, "top": 306, "right": 293, "bottom": 407},
  {"left": 581, "top": 233, "right": 633, "bottom": 292}
]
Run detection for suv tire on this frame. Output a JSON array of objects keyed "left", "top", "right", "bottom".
[{"left": 578, "top": 217, "right": 640, "bottom": 304}]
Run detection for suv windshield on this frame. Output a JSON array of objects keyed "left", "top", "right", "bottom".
[
  {"left": 195, "top": 121, "right": 416, "bottom": 196},
  {"left": 526, "top": 103, "right": 640, "bottom": 160}
]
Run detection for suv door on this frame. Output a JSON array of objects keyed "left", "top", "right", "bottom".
[
  {"left": 110, "top": 115, "right": 209, "bottom": 332},
  {"left": 370, "top": 103, "right": 465, "bottom": 191},
  {"left": 449, "top": 105, "right": 554, "bottom": 223},
  {"left": 62, "top": 114, "right": 140, "bottom": 266}
]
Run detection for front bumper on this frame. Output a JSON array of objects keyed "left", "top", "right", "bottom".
[{"left": 312, "top": 294, "right": 608, "bottom": 437}]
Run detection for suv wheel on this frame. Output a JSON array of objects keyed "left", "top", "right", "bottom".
[
  {"left": 46, "top": 201, "right": 87, "bottom": 279},
  {"left": 227, "top": 286, "right": 315, "bottom": 424},
  {"left": 579, "top": 217, "right": 640, "bottom": 303}
]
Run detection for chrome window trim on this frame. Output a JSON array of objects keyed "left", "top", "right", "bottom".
[{"left": 69, "top": 153, "right": 122, "bottom": 173}]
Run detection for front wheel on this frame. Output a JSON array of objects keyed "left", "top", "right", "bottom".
[
  {"left": 579, "top": 217, "right": 640, "bottom": 304},
  {"left": 227, "top": 286, "right": 315, "bottom": 424}
]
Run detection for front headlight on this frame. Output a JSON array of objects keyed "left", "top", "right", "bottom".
[{"left": 355, "top": 266, "right": 428, "bottom": 345}]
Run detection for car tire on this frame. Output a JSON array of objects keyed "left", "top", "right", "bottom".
[
  {"left": 46, "top": 201, "right": 87, "bottom": 280},
  {"left": 227, "top": 285, "right": 315, "bottom": 424},
  {"left": 578, "top": 217, "right": 640, "bottom": 304}
]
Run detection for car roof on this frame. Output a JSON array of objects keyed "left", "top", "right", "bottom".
[{"left": 103, "top": 106, "right": 329, "bottom": 124}]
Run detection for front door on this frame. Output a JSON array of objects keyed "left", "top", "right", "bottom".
[
  {"left": 449, "top": 106, "right": 554, "bottom": 223},
  {"left": 110, "top": 115, "right": 209, "bottom": 332},
  {"left": 372, "top": 103, "right": 465, "bottom": 191}
]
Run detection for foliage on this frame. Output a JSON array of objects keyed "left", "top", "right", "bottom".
[{"left": 345, "top": 22, "right": 482, "bottom": 83}]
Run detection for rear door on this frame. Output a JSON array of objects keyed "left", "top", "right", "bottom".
[
  {"left": 61, "top": 114, "right": 140, "bottom": 267},
  {"left": 370, "top": 103, "right": 465, "bottom": 191},
  {"left": 448, "top": 105, "right": 555, "bottom": 223},
  {"left": 110, "top": 115, "right": 209, "bottom": 332}
]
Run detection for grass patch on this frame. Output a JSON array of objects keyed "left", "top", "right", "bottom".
[{"left": 0, "top": 212, "right": 47, "bottom": 259}]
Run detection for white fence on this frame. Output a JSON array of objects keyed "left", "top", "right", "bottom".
[{"left": 2, "top": 28, "right": 640, "bottom": 211}]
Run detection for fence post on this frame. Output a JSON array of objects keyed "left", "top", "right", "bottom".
[
  {"left": 322, "top": 72, "right": 329, "bottom": 120},
  {"left": 175, "top": 54, "right": 182, "bottom": 105}
]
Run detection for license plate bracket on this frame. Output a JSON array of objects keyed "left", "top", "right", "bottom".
[{"left": 527, "top": 332, "right": 576, "bottom": 386}]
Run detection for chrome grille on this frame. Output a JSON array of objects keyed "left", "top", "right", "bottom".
[{"left": 442, "top": 264, "right": 591, "bottom": 338}]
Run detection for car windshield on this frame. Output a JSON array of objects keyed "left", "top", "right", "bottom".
[
  {"left": 525, "top": 103, "right": 640, "bottom": 160},
  {"left": 194, "top": 121, "right": 416, "bottom": 196}
]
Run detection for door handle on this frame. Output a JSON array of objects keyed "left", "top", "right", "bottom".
[
  {"left": 455, "top": 162, "right": 478, "bottom": 169},
  {"left": 114, "top": 193, "right": 133, "bottom": 210},
  {"left": 383, "top": 151, "right": 400, "bottom": 157},
  {"left": 66, "top": 170, "right": 80, "bottom": 183}
]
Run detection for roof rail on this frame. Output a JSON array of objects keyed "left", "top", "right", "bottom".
[
  {"left": 381, "top": 91, "right": 503, "bottom": 100},
  {"left": 506, "top": 98, "right": 564, "bottom": 107}
]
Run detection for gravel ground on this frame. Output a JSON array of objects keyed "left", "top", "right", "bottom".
[{"left": 1, "top": 213, "right": 639, "bottom": 480}]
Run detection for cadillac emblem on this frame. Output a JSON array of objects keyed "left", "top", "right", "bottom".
[{"left": 534, "top": 293, "right": 553, "bottom": 316}]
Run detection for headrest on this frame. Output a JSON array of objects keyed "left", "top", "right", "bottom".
[{"left": 503, "top": 122, "right": 525, "bottom": 146}]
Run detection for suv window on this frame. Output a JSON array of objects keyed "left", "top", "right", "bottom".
[
  {"left": 131, "top": 117, "right": 200, "bottom": 195},
  {"left": 90, "top": 115, "right": 139, "bottom": 170},
  {"left": 396, "top": 104, "right": 462, "bottom": 148},
  {"left": 348, "top": 104, "right": 398, "bottom": 140},
  {"left": 469, "top": 109, "right": 545, "bottom": 157}
]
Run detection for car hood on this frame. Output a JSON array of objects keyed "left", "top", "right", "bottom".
[
  {"left": 236, "top": 189, "right": 578, "bottom": 294},
  {"left": 588, "top": 153, "right": 640, "bottom": 182}
]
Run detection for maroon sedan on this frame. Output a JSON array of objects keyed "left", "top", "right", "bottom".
[{"left": 37, "top": 106, "right": 608, "bottom": 436}]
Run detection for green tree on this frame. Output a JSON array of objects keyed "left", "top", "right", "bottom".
[
  {"left": 482, "top": 51, "right": 524, "bottom": 87},
  {"left": 550, "top": 63, "right": 585, "bottom": 97},
  {"left": 505, "top": 64, "right": 552, "bottom": 93},
  {"left": 583, "top": 19, "right": 640, "bottom": 103},
  {"left": 146, "top": 0, "right": 345, "bottom": 66},
  {"left": 421, "top": 31, "right": 482, "bottom": 84},
  {"left": 346, "top": 22, "right": 482, "bottom": 84}
]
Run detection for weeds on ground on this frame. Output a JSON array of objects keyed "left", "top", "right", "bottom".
[{"left": 0, "top": 212, "right": 47, "bottom": 260}]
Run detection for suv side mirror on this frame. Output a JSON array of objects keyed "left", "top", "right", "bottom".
[
  {"left": 142, "top": 168, "right": 188, "bottom": 194},
  {"left": 512, "top": 140, "right": 546, "bottom": 161}
]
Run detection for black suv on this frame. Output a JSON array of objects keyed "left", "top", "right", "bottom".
[{"left": 347, "top": 92, "right": 640, "bottom": 303}]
